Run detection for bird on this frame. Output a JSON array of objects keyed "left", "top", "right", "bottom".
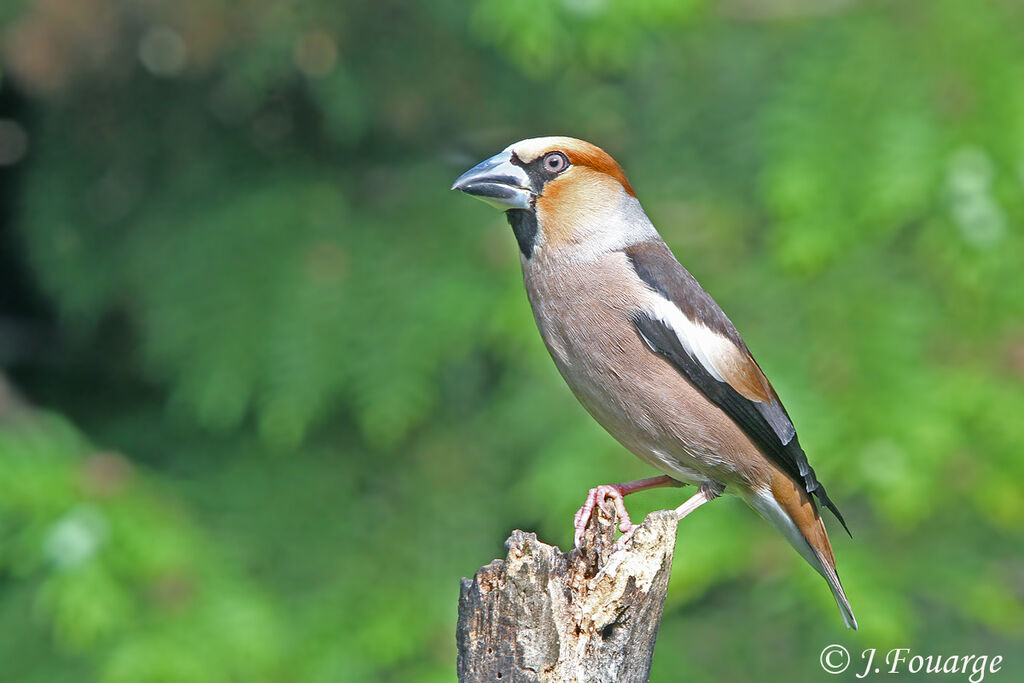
[{"left": 451, "top": 136, "right": 857, "bottom": 629}]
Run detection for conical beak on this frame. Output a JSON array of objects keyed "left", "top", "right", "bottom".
[{"left": 451, "top": 150, "right": 535, "bottom": 210}]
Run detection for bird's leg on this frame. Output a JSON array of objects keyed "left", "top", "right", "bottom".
[
  {"left": 614, "top": 480, "right": 723, "bottom": 551},
  {"left": 673, "top": 481, "right": 723, "bottom": 520},
  {"left": 574, "top": 475, "right": 683, "bottom": 548}
]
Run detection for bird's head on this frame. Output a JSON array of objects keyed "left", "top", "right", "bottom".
[{"left": 452, "top": 136, "right": 654, "bottom": 259}]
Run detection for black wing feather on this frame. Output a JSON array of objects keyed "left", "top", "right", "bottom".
[{"left": 626, "top": 242, "right": 850, "bottom": 535}]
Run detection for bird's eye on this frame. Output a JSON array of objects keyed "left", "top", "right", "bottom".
[{"left": 543, "top": 152, "right": 568, "bottom": 174}]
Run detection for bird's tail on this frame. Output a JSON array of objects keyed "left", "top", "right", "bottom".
[{"left": 745, "top": 470, "right": 858, "bottom": 630}]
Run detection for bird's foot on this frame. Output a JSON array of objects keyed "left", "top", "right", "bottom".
[
  {"left": 573, "top": 476, "right": 683, "bottom": 549},
  {"left": 574, "top": 484, "right": 635, "bottom": 549}
]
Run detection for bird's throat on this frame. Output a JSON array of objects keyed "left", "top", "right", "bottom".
[{"left": 506, "top": 209, "right": 538, "bottom": 259}]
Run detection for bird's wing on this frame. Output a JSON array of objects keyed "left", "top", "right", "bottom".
[{"left": 623, "top": 240, "right": 850, "bottom": 535}]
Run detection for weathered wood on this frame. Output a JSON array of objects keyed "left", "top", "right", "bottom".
[{"left": 457, "top": 505, "right": 678, "bottom": 683}]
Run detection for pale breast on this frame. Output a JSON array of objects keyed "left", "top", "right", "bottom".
[{"left": 522, "top": 250, "right": 768, "bottom": 489}]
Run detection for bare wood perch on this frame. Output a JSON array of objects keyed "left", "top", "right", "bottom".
[{"left": 457, "top": 506, "right": 679, "bottom": 683}]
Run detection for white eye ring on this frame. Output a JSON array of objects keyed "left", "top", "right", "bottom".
[{"left": 543, "top": 152, "right": 568, "bottom": 174}]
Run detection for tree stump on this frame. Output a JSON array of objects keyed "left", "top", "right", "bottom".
[{"left": 456, "top": 505, "right": 679, "bottom": 683}]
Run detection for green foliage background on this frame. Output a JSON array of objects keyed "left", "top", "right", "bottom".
[{"left": 1, "top": 0, "right": 1022, "bottom": 680}]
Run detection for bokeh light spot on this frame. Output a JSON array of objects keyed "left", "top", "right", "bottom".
[
  {"left": 139, "top": 26, "right": 187, "bottom": 77},
  {"left": 293, "top": 30, "right": 338, "bottom": 78}
]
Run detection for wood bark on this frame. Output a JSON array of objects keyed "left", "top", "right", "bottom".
[{"left": 457, "top": 505, "right": 678, "bottom": 683}]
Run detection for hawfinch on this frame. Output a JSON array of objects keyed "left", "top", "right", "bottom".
[{"left": 452, "top": 137, "right": 857, "bottom": 629}]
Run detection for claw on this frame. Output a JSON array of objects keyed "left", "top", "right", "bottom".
[
  {"left": 573, "top": 484, "right": 635, "bottom": 548},
  {"left": 572, "top": 476, "right": 683, "bottom": 549},
  {"left": 613, "top": 525, "right": 638, "bottom": 552}
]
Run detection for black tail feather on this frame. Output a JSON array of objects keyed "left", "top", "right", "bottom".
[{"left": 814, "top": 486, "right": 852, "bottom": 538}]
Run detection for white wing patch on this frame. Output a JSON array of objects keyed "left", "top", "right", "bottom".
[{"left": 646, "top": 294, "right": 737, "bottom": 384}]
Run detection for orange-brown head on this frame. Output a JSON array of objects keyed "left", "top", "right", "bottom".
[{"left": 452, "top": 137, "right": 652, "bottom": 259}]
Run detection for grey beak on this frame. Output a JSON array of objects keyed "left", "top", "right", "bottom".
[{"left": 451, "top": 150, "right": 535, "bottom": 210}]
